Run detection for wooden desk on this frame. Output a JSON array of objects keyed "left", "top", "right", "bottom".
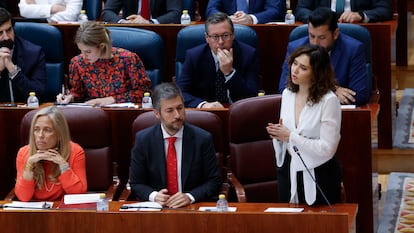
[{"left": 0, "top": 201, "right": 357, "bottom": 233}]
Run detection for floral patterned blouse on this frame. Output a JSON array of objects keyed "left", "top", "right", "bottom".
[{"left": 69, "top": 47, "right": 152, "bottom": 103}]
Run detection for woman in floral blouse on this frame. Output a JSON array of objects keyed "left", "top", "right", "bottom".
[{"left": 56, "top": 21, "right": 152, "bottom": 106}]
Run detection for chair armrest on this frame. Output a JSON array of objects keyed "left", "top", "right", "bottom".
[
  {"left": 117, "top": 180, "right": 131, "bottom": 201},
  {"left": 227, "top": 171, "right": 246, "bottom": 202},
  {"left": 105, "top": 176, "right": 121, "bottom": 201},
  {"left": 4, "top": 188, "right": 16, "bottom": 201}
]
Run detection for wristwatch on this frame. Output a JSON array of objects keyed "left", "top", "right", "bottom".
[{"left": 358, "top": 11, "right": 365, "bottom": 21}]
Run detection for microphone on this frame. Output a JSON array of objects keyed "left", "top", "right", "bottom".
[{"left": 293, "top": 146, "right": 335, "bottom": 212}]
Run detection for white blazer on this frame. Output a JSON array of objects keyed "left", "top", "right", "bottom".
[
  {"left": 273, "top": 89, "right": 341, "bottom": 205},
  {"left": 18, "top": 0, "right": 82, "bottom": 22}
]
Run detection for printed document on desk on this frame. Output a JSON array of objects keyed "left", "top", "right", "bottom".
[
  {"left": 120, "top": 201, "right": 162, "bottom": 211},
  {"left": 3, "top": 201, "right": 53, "bottom": 210}
]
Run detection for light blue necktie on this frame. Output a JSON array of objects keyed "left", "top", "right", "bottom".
[
  {"left": 237, "top": 0, "right": 248, "bottom": 12},
  {"left": 336, "top": 0, "right": 345, "bottom": 13}
]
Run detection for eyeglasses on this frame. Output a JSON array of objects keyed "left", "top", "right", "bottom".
[{"left": 206, "top": 33, "right": 233, "bottom": 42}]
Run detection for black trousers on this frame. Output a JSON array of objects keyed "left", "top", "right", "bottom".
[{"left": 277, "top": 151, "right": 342, "bottom": 205}]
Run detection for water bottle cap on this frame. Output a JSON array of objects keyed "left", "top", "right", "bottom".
[
  {"left": 80, "top": 10, "right": 86, "bottom": 14},
  {"left": 29, "top": 92, "right": 36, "bottom": 96},
  {"left": 144, "top": 92, "right": 150, "bottom": 97},
  {"left": 287, "top": 9, "right": 292, "bottom": 13},
  {"left": 99, "top": 193, "right": 106, "bottom": 198},
  {"left": 219, "top": 194, "right": 225, "bottom": 199},
  {"left": 182, "top": 10, "right": 188, "bottom": 14}
]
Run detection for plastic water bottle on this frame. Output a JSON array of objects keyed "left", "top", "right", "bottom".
[
  {"left": 180, "top": 10, "right": 191, "bottom": 25},
  {"left": 27, "top": 92, "right": 39, "bottom": 108},
  {"left": 78, "top": 10, "right": 88, "bottom": 23},
  {"left": 216, "top": 194, "right": 228, "bottom": 212},
  {"left": 142, "top": 92, "right": 153, "bottom": 108},
  {"left": 96, "top": 193, "right": 109, "bottom": 211},
  {"left": 284, "top": 9, "right": 295, "bottom": 24}
]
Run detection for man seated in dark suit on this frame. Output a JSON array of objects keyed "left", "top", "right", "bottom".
[
  {"left": 0, "top": 7, "right": 46, "bottom": 103},
  {"left": 101, "top": 0, "right": 182, "bottom": 24},
  {"left": 206, "top": 0, "right": 285, "bottom": 24},
  {"left": 176, "top": 12, "right": 259, "bottom": 108},
  {"left": 295, "top": 0, "right": 393, "bottom": 23},
  {"left": 279, "top": 7, "right": 371, "bottom": 105},
  {"left": 130, "top": 82, "right": 222, "bottom": 208}
]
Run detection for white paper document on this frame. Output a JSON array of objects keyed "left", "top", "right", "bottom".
[
  {"left": 264, "top": 207, "right": 304, "bottom": 212},
  {"left": 3, "top": 201, "right": 53, "bottom": 210},
  {"left": 119, "top": 201, "right": 162, "bottom": 211},
  {"left": 64, "top": 193, "right": 102, "bottom": 204},
  {"left": 198, "top": 206, "right": 237, "bottom": 212},
  {"left": 102, "top": 102, "right": 137, "bottom": 108}
]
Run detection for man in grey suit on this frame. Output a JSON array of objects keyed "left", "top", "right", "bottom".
[
  {"left": 101, "top": 0, "right": 182, "bottom": 24},
  {"left": 130, "top": 82, "right": 221, "bottom": 208}
]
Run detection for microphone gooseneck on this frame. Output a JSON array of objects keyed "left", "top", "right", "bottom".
[{"left": 292, "top": 146, "right": 335, "bottom": 212}]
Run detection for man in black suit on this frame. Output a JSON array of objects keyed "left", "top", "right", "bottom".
[
  {"left": 101, "top": 0, "right": 182, "bottom": 24},
  {"left": 130, "top": 82, "right": 221, "bottom": 208},
  {"left": 0, "top": 7, "right": 46, "bottom": 103}
]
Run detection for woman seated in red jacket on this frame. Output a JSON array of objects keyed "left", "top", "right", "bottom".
[{"left": 14, "top": 106, "right": 87, "bottom": 201}]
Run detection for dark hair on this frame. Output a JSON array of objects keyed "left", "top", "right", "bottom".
[
  {"left": 308, "top": 7, "right": 338, "bottom": 32},
  {"left": 152, "top": 83, "right": 184, "bottom": 111},
  {"left": 286, "top": 45, "right": 336, "bottom": 104},
  {"left": 0, "top": 7, "right": 13, "bottom": 27},
  {"left": 205, "top": 12, "right": 234, "bottom": 34}
]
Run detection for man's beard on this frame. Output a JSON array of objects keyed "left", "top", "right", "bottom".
[{"left": 0, "top": 39, "right": 14, "bottom": 49}]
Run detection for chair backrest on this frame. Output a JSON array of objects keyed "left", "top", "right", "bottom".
[
  {"left": 175, "top": 24, "right": 258, "bottom": 80},
  {"left": 289, "top": 23, "right": 373, "bottom": 93},
  {"left": 20, "top": 107, "right": 113, "bottom": 192},
  {"left": 107, "top": 27, "right": 164, "bottom": 88},
  {"left": 228, "top": 94, "right": 282, "bottom": 202},
  {"left": 14, "top": 22, "right": 64, "bottom": 102},
  {"left": 132, "top": 110, "right": 224, "bottom": 155},
  {"left": 85, "top": 0, "right": 102, "bottom": 20}
]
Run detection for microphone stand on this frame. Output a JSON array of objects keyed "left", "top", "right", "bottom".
[{"left": 293, "top": 146, "right": 335, "bottom": 212}]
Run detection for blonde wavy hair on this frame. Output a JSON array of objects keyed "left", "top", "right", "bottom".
[
  {"left": 74, "top": 21, "right": 113, "bottom": 59},
  {"left": 28, "top": 106, "right": 71, "bottom": 189}
]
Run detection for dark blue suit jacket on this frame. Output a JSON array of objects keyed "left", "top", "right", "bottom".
[
  {"left": 101, "top": 0, "right": 182, "bottom": 24},
  {"left": 206, "top": 0, "right": 285, "bottom": 23},
  {"left": 278, "top": 33, "right": 371, "bottom": 105},
  {"left": 176, "top": 40, "right": 259, "bottom": 108},
  {"left": 295, "top": 0, "right": 393, "bottom": 23},
  {"left": 0, "top": 36, "right": 46, "bottom": 103},
  {"left": 130, "top": 123, "right": 221, "bottom": 202}
]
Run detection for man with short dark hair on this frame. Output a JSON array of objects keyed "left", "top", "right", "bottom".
[
  {"left": 0, "top": 8, "right": 46, "bottom": 103},
  {"left": 279, "top": 7, "right": 371, "bottom": 105},
  {"left": 130, "top": 82, "right": 221, "bottom": 208},
  {"left": 176, "top": 12, "right": 259, "bottom": 108}
]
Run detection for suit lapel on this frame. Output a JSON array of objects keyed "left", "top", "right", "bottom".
[
  {"left": 153, "top": 124, "right": 168, "bottom": 185},
  {"left": 180, "top": 124, "right": 195, "bottom": 188}
]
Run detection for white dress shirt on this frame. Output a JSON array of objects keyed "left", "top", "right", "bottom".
[
  {"left": 18, "top": 0, "right": 82, "bottom": 22},
  {"left": 272, "top": 89, "right": 341, "bottom": 205}
]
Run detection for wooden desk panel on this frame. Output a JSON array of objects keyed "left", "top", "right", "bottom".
[{"left": 0, "top": 202, "right": 357, "bottom": 233}]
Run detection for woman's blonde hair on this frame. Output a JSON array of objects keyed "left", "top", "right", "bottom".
[
  {"left": 28, "top": 106, "right": 71, "bottom": 189},
  {"left": 74, "top": 21, "right": 112, "bottom": 58}
]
